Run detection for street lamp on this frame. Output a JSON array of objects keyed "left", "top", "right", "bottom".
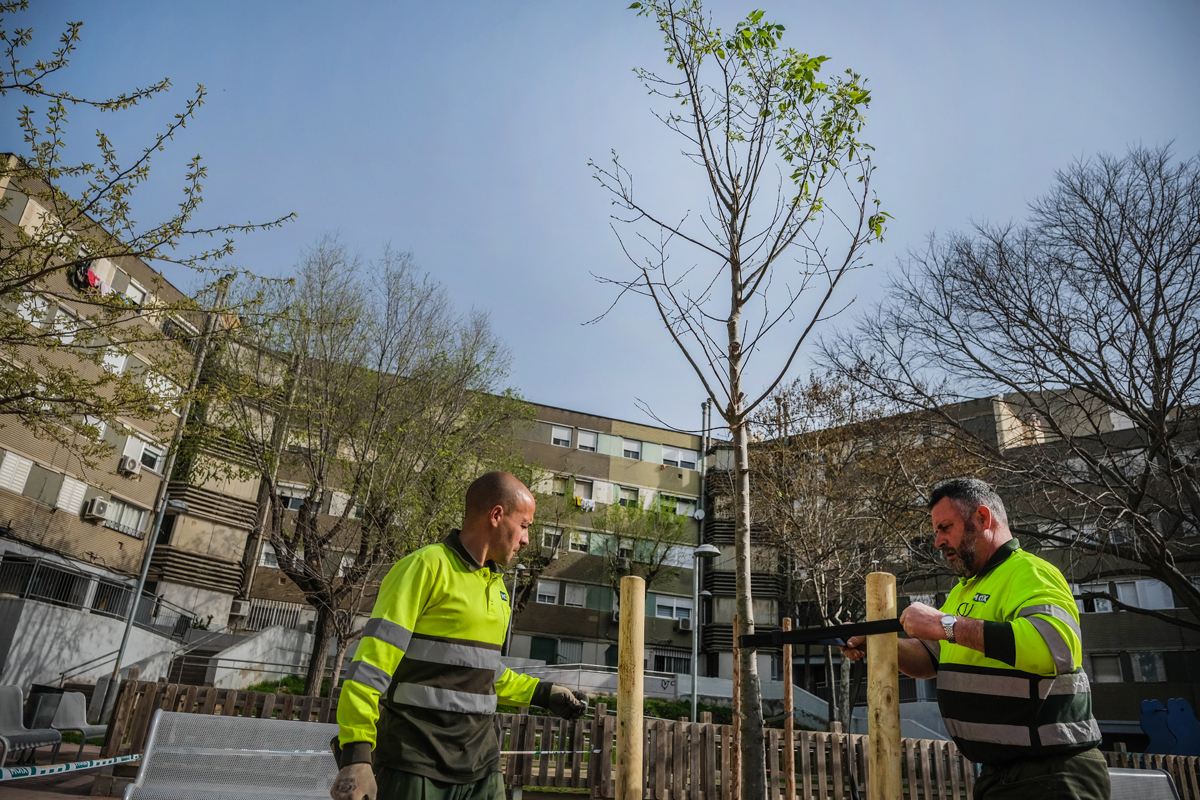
[
  {"left": 690, "top": 543, "right": 720, "bottom": 720},
  {"left": 502, "top": 563, "right": 526, "bottom": 657}
]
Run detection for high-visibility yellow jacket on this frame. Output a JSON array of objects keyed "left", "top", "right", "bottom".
[
  {"left": 923, "top": 539, "right": 1100, "bottom": 765},
  {"left": 336, "top": 530, "right": 540, "bottom": 783}
]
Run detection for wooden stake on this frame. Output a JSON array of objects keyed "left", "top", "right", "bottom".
[
  {"left": 866, "top": 572, "right": 902, "bottom": 800},
  {"left": 617, "top": 575, "right": 645, "bottom": 800},
  {"left": 783, "top": 617, "right": 796, "bottom": 800}
]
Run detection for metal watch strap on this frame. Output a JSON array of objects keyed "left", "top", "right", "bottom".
[{"left": 941, "top": 614, "right": 957, "bottom": 643}]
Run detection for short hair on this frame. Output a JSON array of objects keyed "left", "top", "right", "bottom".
[
  {"left": 928, "top": 477, "right": 1009, "bottom": 529},
  {"left": 465, "top": 471, "right": 532, "bottom": 520}
]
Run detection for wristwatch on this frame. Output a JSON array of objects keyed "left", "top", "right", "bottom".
[{"left": 941, "top": 614, "right": 957, "bottom": 643}]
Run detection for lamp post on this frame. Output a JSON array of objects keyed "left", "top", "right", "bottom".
[
  {"left": 690, "top": 543, "right": 720, "bottom": 720},
  {"left": 502, "top": 563, "right": 526, "bottom": 657}
]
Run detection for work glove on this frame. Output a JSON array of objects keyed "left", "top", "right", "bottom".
[
  {"left": 532, "top": 681, "right": 588, "bottom": 720},
  {"left": 330, "top": 763, "right": 376, "bottom": 800}
]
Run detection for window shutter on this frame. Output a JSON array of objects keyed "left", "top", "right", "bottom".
[
  {"left": 329, "top": 492, "right": 351, "bottom": 517},
  {"left": 123, "top": 436, "right": 143, "bottom": 460},
  {"left": 0, "top": 452, "right": 33, "bottom": 492},
  {"left": 57, "top": 476, "right": 89, "bottom": 512}
]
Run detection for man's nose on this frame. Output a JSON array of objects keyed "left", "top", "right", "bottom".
[{"left": 934, "top": 530, "right": 948, "bottom": 548}]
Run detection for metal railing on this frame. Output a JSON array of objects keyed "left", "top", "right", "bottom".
[{"left": 0, "top": 555, "right": 196, "bottom": 643}]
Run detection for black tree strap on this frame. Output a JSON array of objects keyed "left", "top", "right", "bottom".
[{"left": 738, "top": 618, "right": 904, "bottom": 648}]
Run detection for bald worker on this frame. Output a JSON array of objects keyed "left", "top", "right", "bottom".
[{"left": 331, "top": 471, "right": 587, "bottom": 800}]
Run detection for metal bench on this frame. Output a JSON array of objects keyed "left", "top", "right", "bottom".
[
  {"left": 123, "top": 709, "right": 339, "bottom": 800},
  {"left": 1109, "top": 767, "right": 1181, "bottom": 800},
  {"left": 0, "top": 685, "right": 61, "bottom": 767},
  {"left": 52, "top": 691, "right": 108, "bottom": 760}
]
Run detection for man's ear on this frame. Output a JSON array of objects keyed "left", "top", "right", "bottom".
[
  {"left": 976, "top": 504, "right": 993, "bottom": 532},
  {"left": 489, "top": 504, "right": 505, "bottom": 527}
]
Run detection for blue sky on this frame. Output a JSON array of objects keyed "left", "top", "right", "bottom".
[{"left": 10, "top": 2, "right": 1200, "bottom": 434}]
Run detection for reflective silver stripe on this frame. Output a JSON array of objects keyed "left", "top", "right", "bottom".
[
  {"left": 345, "top": 660, "right": 393, "bottom": 693},
  {"left": 943, "top": 719, "right": 1031, "bottom": 747},
  {"left": 1037, "top": 671, "right": 1091, "bottom": 699},
  {"left": 938, "top": 670, "right": 1029, "bottom": 698},
  {"left": 1018, "top": 604, "right": 1082, "bottom": 639},
  {"left": 392, "top": 683, "right": 498, "bottom": 714},
  {"left": 405, "top": 638, "right": 501, "bottom": 671},
  {"left": 1037, "top": 718, "right": 1101, "bottom": 746},
  {"left": 362, "top": 617, "right": 413, "bottom": 651},
  {"left": 1026, "top": 616, "right": 1075, "bottom": 675},
  {"left": 495, "top": 665, "right": 508, "bottom": 682}
]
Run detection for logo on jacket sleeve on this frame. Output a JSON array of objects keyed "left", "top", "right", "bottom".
[
  {"left": 973, "top": 593, "right": 990, "bottom": 603},
  {"left": 501, "top": 591, "right": 509, "bottom": 602}
]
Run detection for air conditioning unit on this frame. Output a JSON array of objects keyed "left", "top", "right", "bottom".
[
  {"left": 117, "top": 455, "right": 141, "bottom": 475},
  {"left": 676, "top": 617, "right": 693, "bottom": 632},
  {"left": 84, "top": 497, "right": 109, "bottom": 520},
  {"left": 228, "top": 600, "right": 249, "bottom": 618}
]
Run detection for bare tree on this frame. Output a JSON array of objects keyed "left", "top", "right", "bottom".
[
  {"left": 826, "top": 145, "right": 1200, "bottom": 632},
  {"left": 592, "top": 2, "right": 885, "bottom": 789},
  {"left": 749, "top": 373, "right": 982, "bottom": 723},
  {"left": 592, "top": 498, "right": 692, "bottom": 598},
  {"left": 0, "top": 1, "right": 291, "bottom": 457},
  {"left": 197, "top": 237, "right": 530, "bottom": 694}
]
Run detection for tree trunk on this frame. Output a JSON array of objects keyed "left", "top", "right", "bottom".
[
  {"left": 732, "top": 414, "right": 766, "bottom": 800},
  {"left": 839, "top": 651, "right": 852, "bottom": 732},
  {"left": 329, "top": 633, "right": 354, "bottom": 694},
  {"left": 305, "top": 603, "right": 334, "bottom": 696},
  {"left": 825, "top": 646, "right": 836, "bottom": 726}
]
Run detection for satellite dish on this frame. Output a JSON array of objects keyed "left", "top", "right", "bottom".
[{"left": 693, "top": 508, "right": 706, "bottom": 520}]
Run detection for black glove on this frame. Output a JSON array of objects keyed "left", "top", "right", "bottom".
[{"left": 532, "top": 681, "right": 588, "bottom": 720}]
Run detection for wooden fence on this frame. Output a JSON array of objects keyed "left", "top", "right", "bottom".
[{"left": 91, "top": 680, "right": 1200, "bottom": 800}]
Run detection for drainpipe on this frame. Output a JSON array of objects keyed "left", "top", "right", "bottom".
[{"left": 99, "top": 274, "right": 233, "bottom": 721}]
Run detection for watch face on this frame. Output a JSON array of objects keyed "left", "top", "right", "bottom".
[{"left": 941, "top": 615, "right": 955, "bottom": 625}]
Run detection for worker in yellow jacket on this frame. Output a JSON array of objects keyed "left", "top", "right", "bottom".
[
  {"left": 331, "top": 472, "right": 587, "bottom": 800},
  {"left": 844, "top": 478, "right": 1108, "bottom": 800}
]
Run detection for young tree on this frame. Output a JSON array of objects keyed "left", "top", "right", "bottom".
[
  {"left": 826, "top": 145, "right": 1200, "bottom": 632},
  {"left": 592, "top": 498, "right": 692, "bottom": 598},
  {"left": 196, "top": 237, "right": 530, "bottom": 694},
  {"left": 0, "top": 2, "right": 291, "bottom": 457},
  {"left": 592, "top": 2, "right": 886, "bottom": 789}
]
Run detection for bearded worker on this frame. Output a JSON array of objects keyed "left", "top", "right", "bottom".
[
  {"left": 330, "top": 471, "right": 587, "bottom": 800},
  {"left": 843, "top": 477, "right": 1108, "bottom": 800}
]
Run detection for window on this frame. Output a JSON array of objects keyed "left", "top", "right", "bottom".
[
  {"left": 569, "top": 530, "right": 589, "bottom": 553},
  {"left": 144, "top": 372, "right": 182, "bottom": 415},
  {"left": 329, "top": 492, "right": 361, "bottom": 518},
  {"left": 542, "top": 526, "right": 562, "bottom": 549},
  {"left": 56, "top": 476, "right": 89, "bottom": 513},
  {"left": 619, "top": 486, "right": 638, "bottom": 508},
  {"left": 104, "top": 498, "right": 147, "bottom": 538},
  {"left": 125, "top": 281, "right": 147, "bottom": 310},
  {"left": 337, "top": 554, "right": 356, "bottom": 577},
  {"left": 81, "top": 414, "right": 106, "bottom": 441},
  {"left": 655, "top": 596, "right": 693, "bottom": 619},
  {"left": 278, "top": 485, "right": 313, "bottom": 511},
  {"left": 16, "top": 293, "right": 52, "bottom": 328},
  {"left": 574, "top": 479, "right": 593, "bottom": 501},
  {"left": 102, "top": 348, "right": 128, "bottom": 374},
  {"left": 551, "top": 426, "right": 572, "bottom": 447},
  {"left": 1074, "top": 583, "right": 1113, "bottom": 613},
  {"left": 651, "top": 646, "right": 691, "bottom": 674},
  {"left": 622, "top": 439, "right": 641, "bottom": 460},
  {"left": 139, "top": 441, "right": 166, "bottom": 473},
  {"left": 52, "top": 305, "right": 80, "bottom": 344},
  {"left": 662, "top": 446, "right": 698, "bottom": 470},
  {"left": 551, "top": 476, "right": 568, "bottom": 496},
  {"left": 536, "top": 580, "right": 559, "bottom": 605},
  {"left": 564, "top": 584, "right": 586, "bottom": 608},
  {"left": 0, "top": 452, "right": 34, "bottom": 493},
  {"left": 661, "top": 494, "right": 695, "bottom": 516},
  {"left": 577, "top": 431, "right": 597, "bottom": 452},
  {"left": 259, "top": 543, "right": 280, "bottom": 569}
]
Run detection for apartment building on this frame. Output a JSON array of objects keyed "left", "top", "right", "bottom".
[{"left": 507, "top": 403, "right": 712, "bottom": 676}]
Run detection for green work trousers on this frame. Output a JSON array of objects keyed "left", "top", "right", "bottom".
[
  {"left": 376, "top": 770, "right": 505, "bottom": 800},
  {"left": 974, "top": 748, "right": 1111, "bottom": 800}
]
